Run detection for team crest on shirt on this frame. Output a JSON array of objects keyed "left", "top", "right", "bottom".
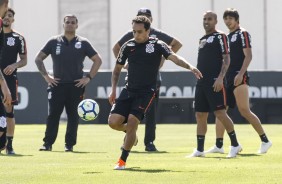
[
  {"left": 6, "top": 37, "right": 15, "bottom": 46},
  {"left": 231, "top": 34, "right": 237, "bottom": 42},
  {"left": 75, "top": 42, "right": 82, "bottom": 49},
  {"left": 207, "top": 36, "right": 215, "bottom": 43},
  {"left": 146, "top": 43, "right": 154, "bottom": 53}
]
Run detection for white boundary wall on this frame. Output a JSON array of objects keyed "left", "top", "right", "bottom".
[{"left": 11, "top": 0, "right": 282, "bottom": 71}]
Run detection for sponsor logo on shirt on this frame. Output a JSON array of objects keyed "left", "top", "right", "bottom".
[
  {"left": 199, "top": 39, "right": 207, "bottom": 49},
  {"left": 240, "top": 33, "right": 246, "bottom": 47},
  {"left": 56, "top": 43, "right": 61, "bottom": 55},
  {"left": 231, "top": 34, "right": 237, "bottom": 42},
  {"left": 127, "top": 42, "right": 135, "bottom": 46},
  {"left": 207, "top": 36, "right": 215, "bottom": 43}
]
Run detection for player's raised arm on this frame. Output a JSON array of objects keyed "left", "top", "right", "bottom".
[{"left": 167, "top": 53, "right": 203, "bottom": 79}]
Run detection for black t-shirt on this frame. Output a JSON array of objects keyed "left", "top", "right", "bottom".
[
  {"left": 227, "top": 28, "right": 252, "bottom": 72},
  {"left": 116, "top": 37, "right": 172, "bottom": 92},
  {"left": 0, "top": 31, "right": 26, "bottom": 74},
  {"left": 0, "top": 18, "right": 4, "bottom": 61},
  {"left": 118, "top": 27, "right": 174, "bottom": 46},
  {"left": 41, "top": 35, "right": 97, "bottom": 83},
  {"left": 118, "top": 28, "right": 174, "bottom": 82},
  {"left": 197, "top": 31, "right": 230, "bottom": 86}
]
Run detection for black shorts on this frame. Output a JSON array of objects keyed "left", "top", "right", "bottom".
[
  {"left": 194, "top": 85, "right": 226, "bottom": 112},
  {"left": 110, "top": 88, "right": 156, "bottom": 121},
  {"left": 226, "top": 71, "right": 250, "bottom": 108},
  {"left": 4, "top": 74, "right": 18, "bottom": 105}
]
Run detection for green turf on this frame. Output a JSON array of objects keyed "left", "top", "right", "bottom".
[{"left": 0, "top": 124, "right": 281, "bottom": 184}]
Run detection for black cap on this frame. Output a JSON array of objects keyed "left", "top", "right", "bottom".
[{"left": 137, "top": 8, "right": 152, "bottom": 17}]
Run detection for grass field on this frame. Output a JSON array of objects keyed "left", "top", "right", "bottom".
[{"left": 0, "top": 124, "right": 281, "bottom": 184}]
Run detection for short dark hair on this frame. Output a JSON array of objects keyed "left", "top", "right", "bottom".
[
  {"left": 137, "top": 8, "right": 152, "bottom": 17},
  {"left": 63, "top": 14, "right": 78, "bottom": 23},
  {"left": 7, "top": 7, "right": 15, "bottom": 16},
  {"left": 132, "top": 16, "right": 151, "bottom": 31},
  {"left": 223, "top": 8, "right": 239, "bottom": 21}
]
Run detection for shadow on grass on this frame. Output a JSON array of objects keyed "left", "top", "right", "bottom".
[
  {"left": 83, "top": 171, "right": 103, "bottom": 174},
  {"left": 125, "top": 167, "right": 182, "bottom": 173},
  {"left": 238, "top": 153, "right": 262, "bottom": 157},
  {"left": 130, "top": 151, "right": 168, "bottom": 154},
  {"left": 51, "top": 151, "right": 107, "bottom": 154},
  {"left": 0, "top": 153, "right": 33, "bottom": 157},
  {"left": 204, "top": 153, "right": 261, "bottom": 159}
]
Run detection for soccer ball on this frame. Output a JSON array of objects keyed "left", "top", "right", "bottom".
[{"left": 77, "top": 99, "right": 99, "bottom": 121}]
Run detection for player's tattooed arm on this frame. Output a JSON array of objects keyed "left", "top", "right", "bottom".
[
  {"left": 219, "top": 54, "right": 230, "bottom": 78},
  {"left": 109, "top": 64, "right": 123, "bottom": 105},
  {"left": 111, "top": 64, "right": 123, "bottom": 90},
  {"left": 35, "top": 51, "right": 48, "bottom": 76},
  {"left": 0, "top": 70, "right": 5, "bottom": 80},
  {"left": 213, "top": 54, "right": 230, "bottom": 92},
  {"left": 35, "top": 51, "right": 60, "bottom": 86}
]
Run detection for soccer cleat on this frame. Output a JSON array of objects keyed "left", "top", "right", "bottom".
[
  {"left": 145, "top": 142, "right": 158, "bottom": 152},
  {"left": 114, "top": 159, "right": 126, "bottom": 170},
  {"left": 6, "top": 146, "right": 15, "bottom": 155},
  {"left": 226, "top": 145, "right": 242, "bottom": 158},
  {"left": 258, "top": 141, "right": 272, "bottom": 154},
  {"left": 39, "top": 144, "right": 52, "bottom": 151},
  {"left": 65, "top": 145, "right": 73, "bottom": 152},
  {"left": 186, "top": 149, "right": 205, "bottom": 158},
  {"left": 205, "top": 145, "right": 224, "bottom": 154}
]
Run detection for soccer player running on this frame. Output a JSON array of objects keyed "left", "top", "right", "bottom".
[
  {"left": 35, "top": 14, "right": 102, "bottom": 152},
  {"left": 1, "top": 8, "right": 27, "bottom": 154},
  {"left": 188, "top": 11, "right": 241, "bottom": 158},
  {"left": 0, "top": 0, "right": 12, "bottom": 153},
  {"left": 205, "top": 8, "right": 272, "bottom": 155},
  {"left": 109, "top": 16, "right": 202, "bottom": 170},
  {"left": 112, "top": 8, "right": 182, "bottom": 152}
]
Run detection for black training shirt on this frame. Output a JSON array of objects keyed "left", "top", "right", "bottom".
[
  {"left": 227, "top": 27, "right": 252, "bottom": 72},
  {"left": 117, "top": 37, "right": 172, "bottom": 92},
  {"left": 41, "top": 35, "right": 97, "bottom": 83},
  {"left": 0, "top": 31, "right": 26, "bottom": 74},
  {"left": 197, "top": 31, "right": 229, "bottom": 86},
  {"left": 118, "top": 27, "right": 174, "bottom": 46},
  {"left": 118, "top": 28, "right": 174, "bottom": 82}
]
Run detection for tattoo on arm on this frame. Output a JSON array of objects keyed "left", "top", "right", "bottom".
[
  {"left": 219, "top": 54, "right": 230, "bottom": 78},
  {"left": 112, "top": 67, "right": 122, "bottom": 88},
  {"left": 0, "top": 70, "right": 4, "bottom": 80},
  {"left": 35, "top": 52, "right": 48, "bottom": 76}
]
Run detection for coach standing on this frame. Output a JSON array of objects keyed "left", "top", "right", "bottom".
[
  {"left": 1, "top": 8, "right": 27, "bottom": 155},
  {"left": 35, "top": 14, "right": 102, "bottom": 152}
]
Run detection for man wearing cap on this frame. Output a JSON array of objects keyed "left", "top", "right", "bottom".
[{"left": 112, "top": 8, "right": 182, "bottom": 152}]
